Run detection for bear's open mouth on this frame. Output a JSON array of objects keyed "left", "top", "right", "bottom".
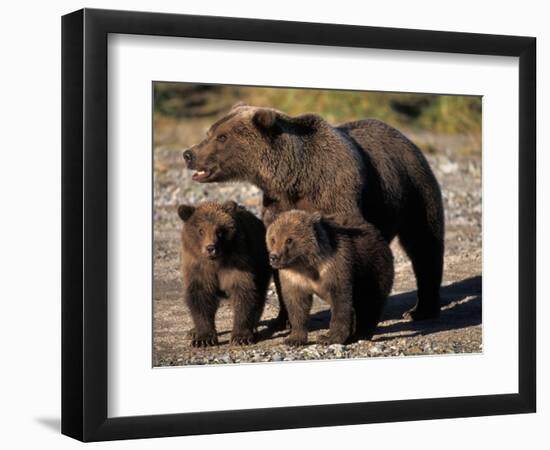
[{"left": 192, "top": 170, "right": 212, "bottom": 182}]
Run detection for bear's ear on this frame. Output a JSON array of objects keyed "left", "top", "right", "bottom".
[
  {"left": 253, "top": 108, "right": 278, "bottom": 130},
  {"left": 222, "top": 200, "right": 238, "bottom": 214},
  {"left": 310, "top": 211, "right": 323, "bottom": 224},
  {"left": 230, "top": 101, "right": 247, "bottom": 110},
  {"left": 177, "top": 204, "right": 195, "bottom": 221},
  {"left": 311, "top": 212, "right": 329, "bottom": 243}
]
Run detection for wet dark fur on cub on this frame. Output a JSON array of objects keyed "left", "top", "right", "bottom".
[
  {"left": 178, "top": 201, "right": 271, "bottom": 347},
  {"left": 183, "top": 104, "right": 444, "bottom": 328},
  {"left": 266, "top": 210, "right": 394, "bottom": 346}
]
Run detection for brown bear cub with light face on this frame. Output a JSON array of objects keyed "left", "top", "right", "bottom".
[
  {"left": 266, "top": 210, "right": 394, "bottom": 346},
  {"left": 178, "top": 201, "right": 271, "bottom": 347}
]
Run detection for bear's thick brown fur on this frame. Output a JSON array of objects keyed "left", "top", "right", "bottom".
[
  {"left": 183, "top": 104, "right": 444, "bottom": 327},
  {"left": 266, "top": 210, "right": 394, "bottom": 345},
  {"left": 178, "top": 201, "right": 271, "bottom": 346}
]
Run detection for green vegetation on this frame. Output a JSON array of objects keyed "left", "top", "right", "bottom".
[{"left": 154, "top": 83, "right": 481, "bottom": 153}]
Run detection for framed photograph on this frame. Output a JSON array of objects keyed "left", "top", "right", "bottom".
[{"left": 61, "top": 8, "right": 536, "bottom": 442}]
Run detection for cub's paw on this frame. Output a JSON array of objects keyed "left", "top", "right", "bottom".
[
  {"left": 284, "top": 334, "right": 307, "bottom": 347},
  {"left": 191, "top": 333, "right": 218, "bottom": 348},
  {"left": 230, "top": 331, "right": 256, "bottom": 346},
  {"left": 317, "top": 333, "right": 347, "bottom": 345}
]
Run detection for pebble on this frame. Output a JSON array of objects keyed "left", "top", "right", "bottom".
[
  {"left": 370, "top": 345, "right": 382, "bottom": 355},
  {"left": 328, "top": 344, "right": 344, "bottom": 352}
]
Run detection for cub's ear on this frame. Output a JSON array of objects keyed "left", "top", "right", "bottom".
[
  {"left": 177, "top": 204, "right": 195, "bottom": 221},
  {"left": 310, "top": 211, "right": 323, "bottom": 223},
  {"left": 222, "top": 200, "right": 238, "bottom": 214},
  {"left": 253, "top": 108, "right": 278, "bottom": 130},
  {"left": 311, "top": 212, "right": 329, "bottom": 243}
]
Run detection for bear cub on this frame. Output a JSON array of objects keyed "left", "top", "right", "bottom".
[
  {"left": 178, "top": 201, "right": 271, "bottom": 347},
  {"left": 266, "top": 210, "right": 394, "bottom": 346}
]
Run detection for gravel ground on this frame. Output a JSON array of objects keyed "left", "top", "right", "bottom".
[{"left": 153, "top": 121, "right": 482, "bottom": 366}]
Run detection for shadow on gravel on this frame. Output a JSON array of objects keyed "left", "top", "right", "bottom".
[
  {"left": 374, "top": 275, "right": 482, "bottom": 340},
  {"left": 260, "top": 276, "right": 481, "bottom": 340}
]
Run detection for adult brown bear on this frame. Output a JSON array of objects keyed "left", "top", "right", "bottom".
[{"left": 182, "top": 104, "right": 444, "bottom": 329}]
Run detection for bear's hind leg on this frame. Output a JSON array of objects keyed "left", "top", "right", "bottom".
[
  {"left": 354, "top": 292, "right": 386, "bottom": 341},
  {"left": 398, "top": 213, "right": 444, "bottom": 321}
]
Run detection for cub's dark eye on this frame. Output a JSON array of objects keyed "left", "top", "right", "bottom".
[
  {"left": 271, "top": 238, "right": 275, "bottom": 245},
  {"left": 286, "top": 237, "right": 293, "bottom": 245},
  {"left": 217, "top": 134, "right": 227, "bottom": 143},
  {"left": 198, "top": 228, "right": 204, "bottom": 236}
]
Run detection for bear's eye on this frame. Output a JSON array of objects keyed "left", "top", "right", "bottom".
[
  {"left": 271, "top": 238, "right": 275, "bottom": 245},
  {"left": 198, "top": 228, "right": 204, "bottom": 236},
  {"left": 217, "top": 134, "right": 227, "bottom": 143},
  {"left": 286, "top": 237, "right": 293, "bottom": 245}
]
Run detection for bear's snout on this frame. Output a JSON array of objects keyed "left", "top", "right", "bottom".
[
  {"left": 205, "top": 244, "right": 219, "bottom": 259},
  {"left": 182, "top": 149, "right": 195, "bottom": 167},
  {"left": 269, "top": 252, "right": 287, "bottom": 269},
  {"left": 269, "top": 253, "right": 279, "bottom": 265}
]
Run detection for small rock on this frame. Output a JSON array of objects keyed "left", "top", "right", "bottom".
[
  {"left": 328, "top": 344, "right": 344, "bottom": 352},
  {"left": 219, "top": 355, "right": 232, "bottom": 364},
  {"left": 370, "top": 344, "right": 382, "bottom": 354},
  {"left": 439, "top": 160, "right": 459, "bottom": 174}
]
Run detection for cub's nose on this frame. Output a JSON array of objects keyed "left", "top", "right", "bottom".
[
  {"left": 206, "top": 244, "right": 217, "bottom": 256},
  {"left": 182, "top": 149, "right": 194, "bottom": 164},
  {"left": 269, "top": 253, "right": 279, "bottom": 265}
]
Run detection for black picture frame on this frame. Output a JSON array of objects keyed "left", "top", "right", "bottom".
[{"left": 61, "top": 8, "right": 536, "bottom": 442}]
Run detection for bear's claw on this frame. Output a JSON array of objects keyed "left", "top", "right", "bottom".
[
  {"left": 230, "top": 333, "right": 255, "bottom": 346},
  {"left": 191, "top": 334, "right": 218, "bottom": 347}
]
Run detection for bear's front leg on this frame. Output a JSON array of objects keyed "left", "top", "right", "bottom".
[
  {"left": 262, "top": 201, "right": 291, "bottom": 332},
  {"left": 185, "top": 280, "right": 219, "bottom": 347},
  {"left": 318, "top": 287, "right": 353, "bottom": 345},
  {"left": 265, "top": 270, "right": 290, "bottom": 332},
  {"left": 281, "top": 281, "right": 312, "bottom": 346},
  {"left": 228, "top": 279, "right": 266, "bottom": 345}
]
